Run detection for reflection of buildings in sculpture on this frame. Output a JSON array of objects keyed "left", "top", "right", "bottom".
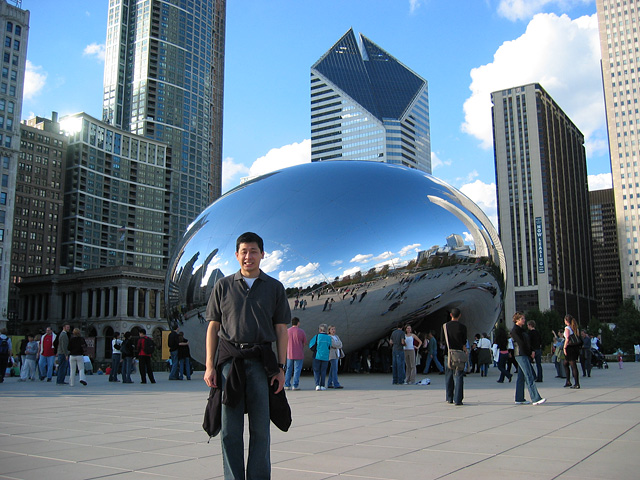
[
  {"left": 446, "top": 234, "right": 464, "bottom": 248},
  {"left": 427, "top": 195, "right": 492, "bottom": 259},
  {"left": 492, "top": 83, "right": 595, "bottom": 319},
  {"left": 17, "top": 266, "right": 165, "bottom": 361},
  {"left": 311, "top": 28, "right": 431, "bottom": 173}
]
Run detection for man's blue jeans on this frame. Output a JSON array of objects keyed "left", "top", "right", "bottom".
[
  {"left": 285, "top": 358, "right": 303, "bottom": 388},
  {"left": 169, "top": 350, "right": 179, "bottom": 379},
  {"left": 109, "top": 353, "right": 121, "bottom": 381},
  {"left": 220, "top": 357, "right": 271, "bottom": 480},
  {"left": 328, "top": 358, "right": 341, "bottom": 387},
  {"left": 445, "top": 360, "right": 464, "bottom": 404},
  {"left": 122, "top": 356, "right": 133, "bottom": 383},
  {"left": 515, "top": 356, "right": 542, "bottom": 403},
  {"left": 56, "top": 354, "right": 68, "bottom": 384},
  {"left": 392, "top": 350, "right": 405, "bottom": 384},
  {"left": 178, "top": 357, "right": 191, "bottom": 380},
  {"left": 423, "top": 352, "right": 443, "bottom": 374},
  {"left": 38, "top": 355, "right": 55, "bottom": 380}
]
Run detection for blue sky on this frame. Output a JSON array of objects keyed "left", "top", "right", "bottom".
[{"left": 22, "top": 0, "right": 609, "bottom": 227}]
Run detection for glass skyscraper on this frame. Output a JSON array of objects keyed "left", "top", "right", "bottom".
[
  {"left": 102, "top": 0, "right": 225, "bottom": 252},
  {"left": 311, "top": 28, "right": 431, "bottom": 173}
]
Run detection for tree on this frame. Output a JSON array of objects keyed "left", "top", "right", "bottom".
[{"left": 612, "top": 298, "right": 640, "bottom": 354}]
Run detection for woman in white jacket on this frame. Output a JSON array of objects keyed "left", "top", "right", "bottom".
[{"left": 327, "top": 325, "right": 344, "bottom": 389}]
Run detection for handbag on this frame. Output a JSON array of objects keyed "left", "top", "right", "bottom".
[
  {"left": 443, "top": 323, "right": 467, "bottom": 371},
  {"left": 567, "top": 332, "right": 583, "bottom": 347}
]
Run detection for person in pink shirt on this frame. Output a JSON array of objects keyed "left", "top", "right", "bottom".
[
  {"left": 284, "top": 317, "right": 307, "bottom": 390},
  {"left": 38, "top": 327, "right": 56, "bottom": 382}
]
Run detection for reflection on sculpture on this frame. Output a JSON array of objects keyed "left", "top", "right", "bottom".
[{"left": 165, "top": 161, "right": 506, "bottom": 366}]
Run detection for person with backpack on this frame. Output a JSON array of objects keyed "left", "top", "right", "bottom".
[
  {"left": 0, "top": 328, "right": 12, "bottom": 383},
  {"left": 136, "top": 328, "right": 156, "bottom": 384},
  {"left": 120, "top": 331, "right": 135, "bottom": 383}
]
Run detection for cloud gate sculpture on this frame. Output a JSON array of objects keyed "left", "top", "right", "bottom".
[{"left": 165, "top": 161, "right": 506, "bottom": 366}]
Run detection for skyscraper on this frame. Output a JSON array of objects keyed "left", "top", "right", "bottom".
[
  {"left": 492, "top": 83, "right": 596, "bottom": 319},
  {"left": 59, "top": 112, "right": 170, "bottom": 272},
  {"left": 102, "top": 0, "right": 225, "bottom": 252},
  {"left": 311, "top": 28, "right": 431, "bottom": 173},
  {"left": 589, "top": 188, "right": 622, "bottom": 323},
  {"left": 596, "top": 0, "right": 640, "bottom": 307},
  {"left": 0, "top": 0, "right": 28, "bottom": 330}
]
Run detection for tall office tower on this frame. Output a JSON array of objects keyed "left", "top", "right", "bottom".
[
  {"left": 102, "top": 0, "right": 225, "bottom": 252},
  {"left": 0, "top": 0, "right": 28, "bottom": 330},
  {"left": 492, "top": 83, "right": 596, "bottom": 319},
  {"left": 59, "top": 112, "right": 170, "bottom": 272},
  {"left": 590, "top": 188, "right": 623, "bottom": 323},
  {"left": 311, "top": 28, "right": 431, "bottom": 173},
  {"left": 596, "top": 0, "right": 640, "bottom": 307},
  {"left": 8, "top": 114, "right": 66, "bottom": 325}
]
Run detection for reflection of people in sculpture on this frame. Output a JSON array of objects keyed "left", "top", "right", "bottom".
[
  {"left": 359, "top": 290, "right": 368, "bottom": 302},
  {"left": 323, "top": 298, "right": 329, "bottom": 311},
  {"left": 381, "top": 299, "right": 403, "bottom": 316}
]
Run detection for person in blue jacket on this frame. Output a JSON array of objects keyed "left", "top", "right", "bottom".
[{"left": 309, "top": 324, "right": 332, "bottom": 390}]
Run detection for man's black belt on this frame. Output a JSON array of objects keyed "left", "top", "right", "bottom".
[{"left": 231, "top": 342, "right": 269, "bottom": 349}]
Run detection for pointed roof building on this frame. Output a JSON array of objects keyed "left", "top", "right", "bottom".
[{"left": 311, "top": 29, "right": 431, "bottom": 172}]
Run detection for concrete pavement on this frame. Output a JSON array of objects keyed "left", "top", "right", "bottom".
[{"left": 1, "top": 362, "right": 639, "bottom": 479}]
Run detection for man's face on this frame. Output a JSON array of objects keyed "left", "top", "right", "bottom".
[
  {"left": 515, "top": 316, "right": 526, "bottom": 327},
  {"left": 46, "top": 328, "right": 52, "bottom": 335},
  {"left": 64, "top": 324, "right": 70, "bottom": 331},
  {"left": 236, "top": 242, "right": 264, "bottom": 277}
]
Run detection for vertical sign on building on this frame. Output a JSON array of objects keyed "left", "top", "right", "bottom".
[{"left": 535, "top": 217, "right": 545, "bottom": 273}]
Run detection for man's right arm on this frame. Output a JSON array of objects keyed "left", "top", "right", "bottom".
[{"left": 204, "top": 321, "right": 220, "bottom": 388}]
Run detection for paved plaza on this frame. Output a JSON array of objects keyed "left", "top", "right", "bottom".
[{"left": 1, "top": 362, "right": 639, "bottom": 479}]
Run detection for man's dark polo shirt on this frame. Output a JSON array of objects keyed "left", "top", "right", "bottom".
[{"left": 206, "top": 270, "right": 291, "bottom": 344}]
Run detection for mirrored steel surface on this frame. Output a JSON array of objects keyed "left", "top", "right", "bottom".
[{"left": 165, "top": 161, "right": 506, "bottom": 366}]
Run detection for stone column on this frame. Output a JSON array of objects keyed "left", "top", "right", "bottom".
[
  {"left": 117, "top": 286, "right": 128, "bottom": 317},
  {"left": 155, "top": 290, "right": 162, "bottom": 319},
  {"left": 91, "top": 289, "right": 98, "bottom": 318},
  {"left": 144, "top": 289, "right": 150, "bottom": 318},
  {"left": 100, "top": 288, "right": 107, "bottom": 318},
  {"left": 133, "top": 288, "right": 139, "bottom": 318}
]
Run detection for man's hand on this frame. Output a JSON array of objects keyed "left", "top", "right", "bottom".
[
  {"left": 204, "top": 366, "right": 217, "bottom": 388},
  {"left": 270, "top": 369, "right": 285, "bottom": 394}
]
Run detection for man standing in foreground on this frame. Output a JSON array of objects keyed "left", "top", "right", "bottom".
[
  {"left": 443, "top": 308, "right": 467, "bottom": 405},
  {"left": 205, "top": 232, "right": 290, "bottom": 480},
  {"left": 390, "top": 323, "right": 406, "bottom": 384},
  {"left": 511, "top": 312, "right": 545, "bottom": 406}
]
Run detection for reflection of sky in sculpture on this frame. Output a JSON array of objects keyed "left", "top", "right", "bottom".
[{"left": 166, "top": 161, "right": 505, "bottom": 365}]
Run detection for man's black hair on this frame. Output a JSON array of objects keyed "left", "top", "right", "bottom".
[
  {"left": 450, "top": 307, "right": 461, "bottom": 319},
  {"left": 236, "top": 232, "right": 264, "bottom": 252}
]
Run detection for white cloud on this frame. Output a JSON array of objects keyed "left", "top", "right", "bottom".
[
  {"left": 497, "top": 0, "right": 592, "bottom": 21},
  {"left": 261, "top": 249, "right": 284, "bottom": 273},
  {"left": 23, "top": 60, "right": 47, "bottom": 100},
  {"left": 459, "top": 180, "right": 499, "bottom": 229},
  {"left": 248, "top": 139, "right": 311, "bottom": 178},
  {"left": 398, "top": 244, "right": 421, "bottom": 257},
  {"left": 83, "top": 43, "right": 106, "bottom": 62},
  {"left": 462, "top": 13, "right": 604, "bottom": 157},
  {"left": 431, "top": 151, "right": 451, "bottom": 170},
  {"left": 588, "top": 173, "right": 613, "bottom": 191},
  {"left": 372, "top": 251, "right": 394, "bottom": 262},
  {"left": 278, "top": 262, "right": 321, "bottom": 287},
  {"left": 409, "top": 0, "right": 422, "bottom": 14},
  {"left": 463, "top": 232, "right": 474, "bottom": 243},
  {"left": 222, "top": 157, "right": 250, "bottom": 193},
  {"left": 350, "top": 253, "right": 373, "bottom": 264},
  {"left": 342, "top": 266, "right": 362, "bottom": 278}
]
